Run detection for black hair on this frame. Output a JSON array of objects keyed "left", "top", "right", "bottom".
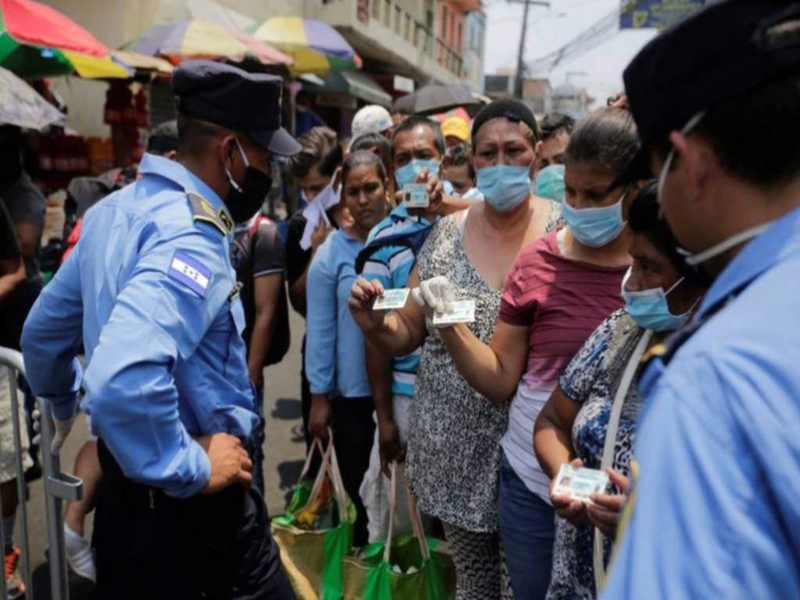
[
  {"left": 176, "top": 114, "right": 226, "bottom": 157},
  {"left": 350, "top": 132, "right": 392, "bottom": 175},
  {"left": 565, "top": 107, "right": 639, "bottom": 178},
  {"left": 286, "top": 126, "right": 342, "bottom": 180},
  {"left": 390, "top": 115, "right": 446, "bottom": 159},
  {"left": 446, "top": 143, "right": 476, "bottom": 179},
  {"left": 147, "top": 120, "right": 178, "bottom": 155},
  {"left": 341, "top": 150, "right": 388, "bottom": 187},
  {"left": 471, "top": 99, "right": 540, "bottom": 148},
  {"left": 688, "top": 72, "right": 800, "bottom": 188},
  {"left": 628, "top": 181, "right": 699, "bottom": 282},
  {"left": 540, "top": 113, "right": 575, "bottom": 141}
]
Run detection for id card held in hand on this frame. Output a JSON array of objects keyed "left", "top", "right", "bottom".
[
  {"left": 432, "top": 300, "right": 476, "bottom": 326},
  {"left": 403, "top": 183, "right": 429, "bottom": 208},
  {"left": 373, "top": 288, "right": 411, "bottom": 311},
  {"left": 553, "top": 464, "right": 609, "bottom": 503}
]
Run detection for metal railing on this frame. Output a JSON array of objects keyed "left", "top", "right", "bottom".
[{"left": 0, "top": 347, "right": 83, "bottom": 600}]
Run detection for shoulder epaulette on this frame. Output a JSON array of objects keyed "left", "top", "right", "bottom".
[{"left": 187, "top": 191, "right": 233, "bottom": 236}]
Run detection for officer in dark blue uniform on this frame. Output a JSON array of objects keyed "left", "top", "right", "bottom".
[{"left": 22, "top": 60, "right": 300, "bottom": 598}]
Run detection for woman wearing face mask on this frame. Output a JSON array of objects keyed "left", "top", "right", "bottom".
[
  {"left": 305, "top": 151, "right": 390, "bottom": 546},
  {"left": 348, "top": 100, "right": 558, "bottom": 599},
  {"left": 396, "top": 107, "right": 643, "bottom": 599},
  {"left": 534, "top": 183, "right": 706, "bottom": 599}
]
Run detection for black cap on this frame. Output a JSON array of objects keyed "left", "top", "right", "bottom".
[
  {"left": 619, "top": 0, "right": 800, "bottom": 184},
  {"left": 471, "top": 99, "right": 540, "bottom": 142},
  {"left": 171, "top": 60, "right": 301, "bottom": 156}
]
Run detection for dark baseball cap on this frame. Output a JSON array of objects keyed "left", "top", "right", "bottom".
[
  {"left": 617, "top": 0, "right": 800, "bottom": 185},
  {"left": 171, "top": 60, "right": 301, "bottom": 156}
]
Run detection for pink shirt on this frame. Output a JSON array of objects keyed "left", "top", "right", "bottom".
[{"left": 498, "top": 230, "right": 627, "bottom": 497}]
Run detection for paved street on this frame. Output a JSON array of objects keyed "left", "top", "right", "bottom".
[{"left": 22, "top": 310, "right": 308, "bottom": 599}]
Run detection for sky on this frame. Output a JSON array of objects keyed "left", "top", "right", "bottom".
[{"left": 483, "top": 0, "right": 658, "bottom": 106}]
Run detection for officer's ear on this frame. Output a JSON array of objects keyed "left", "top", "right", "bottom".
[{"left": 220, "top": 135, "right": 237, "bottom": 170}]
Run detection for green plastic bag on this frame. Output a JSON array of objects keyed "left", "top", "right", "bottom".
[
  {"left": 342, "top": 464, "right": 454, "bottom": 599},
  {"left": 272, "top": 435, "right": 356, "bottom": 599}
]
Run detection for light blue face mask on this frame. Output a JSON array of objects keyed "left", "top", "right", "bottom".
[
  {"left": 621, "top": 268, "right": 693, "bottom": 332},
  {"left": 562, "top": 193, "right": 626, "bottom": 248},
  {"left": 534, "top": 164, "right": 565, "bottom": 203},
  {"left": 395, "top": 159, "right": 441, "bottom": 189},
  {"left": 477, "top": 164, "right": 531, "bottom": 213}
]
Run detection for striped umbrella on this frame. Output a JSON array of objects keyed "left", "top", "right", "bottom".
[
  {"left": 250, "top": 17, "right": 361, "bottom": 75},
  {"left": 0, "top": 0, "right": 132, "bottom": 79},
  {"left": 0, "top": 66, "right": 65, "bottom": 129},
  {"left": 125, "top": 19, "right": 293, "bottom": 67}
]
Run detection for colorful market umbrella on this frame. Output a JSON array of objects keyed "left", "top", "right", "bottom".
[
  {"left": 125, "top": 19, "right": 293, "bottom": 67},
  {"left": 0, "top": 0, "right": 131, "bottom": 79},
  {"left": 0, "top": 66, "right": 65, "bottom": 129},
  {"left": 250, "top": 17, "right": 361, "bottom": 75},
  {"left": 432, "top": 107, "right": 472, "bottom": 123}
]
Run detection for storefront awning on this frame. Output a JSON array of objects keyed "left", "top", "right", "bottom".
[{"left": 306, "top": 70, "right": 392, "bottom": 107}]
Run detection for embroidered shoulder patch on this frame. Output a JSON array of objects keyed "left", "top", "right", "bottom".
[
  {"left": 187, "top": 191, "right": 231, "bottom": 236},
  {"left": 168, "top": 250, "right": 212, "bottom": 297}
]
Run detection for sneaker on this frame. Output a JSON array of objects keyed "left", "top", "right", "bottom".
[
  {"left": 4, "top": 547, "right": 25, "bottom": 600},
  {"left": 64, "top": 525, "right": 96, "bottom": 583}
]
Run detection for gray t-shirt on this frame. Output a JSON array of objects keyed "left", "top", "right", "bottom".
[{"left": 0, "top": 172, "right": 45, "bottom": 283}]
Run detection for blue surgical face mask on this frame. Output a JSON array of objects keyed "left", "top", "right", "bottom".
[
  {"left": 395, "top": 159, "right": 440, "bottom": 189},
  {"left": 621, "top": 268, "right": 693, "bottom": 332},
  {"left": 562, "top": 193, "right": 626, "bottom": 248},
  {"left": 477, "top": 164, "right": 531, "bottom": 213},
  {"left": 534, "top": 164, "right": 565, "bottom": 203}
]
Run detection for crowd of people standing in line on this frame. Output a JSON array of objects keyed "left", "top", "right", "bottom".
[{"left": 7, "top": 2, "right": 800, "bottom": 596}]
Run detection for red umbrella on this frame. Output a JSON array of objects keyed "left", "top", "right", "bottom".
[{"left": 0, "top": 0, "right": 108, "bottom": 57}]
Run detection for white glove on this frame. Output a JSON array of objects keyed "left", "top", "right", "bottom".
[{"left": 411, "top": 276, "right": 455, "bottom": 317}]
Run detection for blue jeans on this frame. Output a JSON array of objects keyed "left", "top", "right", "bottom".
[{"left": 499, "top": 449, "right": 555, "bottom": 600}]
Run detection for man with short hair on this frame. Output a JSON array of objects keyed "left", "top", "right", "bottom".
[
  {"left": 536, "top": 112, "right": 574, "bottom": 170},
  {"left": 601, "top": 2, "right": 800, "bottom": 597},
  {"left": 21, "top": 60, "right": 298, "bottom": 598}
]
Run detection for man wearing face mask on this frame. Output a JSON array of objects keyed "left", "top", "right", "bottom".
[
  {"left": 20, "top": 60, "right": 298, "bottom": 598},
  {"left": 601, "top": 2, "right": 800, "bottom": 597}
]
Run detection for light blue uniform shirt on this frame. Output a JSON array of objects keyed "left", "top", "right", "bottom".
[
  {"left": 361, "top": 205, "right": 434, "bottom": 397},
  {"left": 305, "top": 229, "right": 370, "bottom": 398},
  {"left": 602, "top": 206, "right": 800, "bottom": 598},
  {"left": 21, "top": 155, "right": 257, "bottom": 499}
]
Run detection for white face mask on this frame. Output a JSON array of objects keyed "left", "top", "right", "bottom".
[{"left": 658, "top": 111, "right": 773, "bottom": 267}]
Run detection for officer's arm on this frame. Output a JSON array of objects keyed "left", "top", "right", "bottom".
[
  {"left": 84, "top": 233, "right": 228, "bottom": 498},
  {"left": 21, "top": 245, "right": 84, "bottom": 421}
]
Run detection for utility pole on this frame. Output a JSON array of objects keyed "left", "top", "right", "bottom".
[{"left": 507, "top": 0, "right": 550, "bottom": 99}]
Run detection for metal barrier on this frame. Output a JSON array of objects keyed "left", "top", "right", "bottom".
[{"left": 0, "top": 347, "right": 83, "bottom": 600}]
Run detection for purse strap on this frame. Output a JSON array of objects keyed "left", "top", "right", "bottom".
[
  {"left": 306, "top": 430, "right": 348, "bottom": 523},
  {"left": 593, "top": 329, "right": 652, "bottom": 591},
  {"left": 382, "top": 461, "right": 431, "bottom": 563}
]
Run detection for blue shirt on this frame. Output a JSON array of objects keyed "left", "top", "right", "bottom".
[
  {"left": 602, "top": 206, "right": 800, "bottom": 598},
  {"left": 305, "top": 229, "right": 370, "bottom": 398},
  {"left": 21, "top": 155, "right": 257, "bottom": 499},
  {"left": 361, "top": 205, "right": 434, "bottom": 397}
]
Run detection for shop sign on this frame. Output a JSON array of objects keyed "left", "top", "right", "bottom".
[{"left": 620, "top": 0, "right": 705, "bottom": 30}]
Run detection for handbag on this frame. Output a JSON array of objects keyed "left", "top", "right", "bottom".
[
  {"left": 342, "top": 463, "right": 455, "bottom": 600},
  {"left": 271, "top": 431, "right": 356, "bottom": 599}
]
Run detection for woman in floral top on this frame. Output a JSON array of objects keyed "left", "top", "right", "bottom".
[{"left": 534, "top": 183, "right": 707, "bottom": 599}]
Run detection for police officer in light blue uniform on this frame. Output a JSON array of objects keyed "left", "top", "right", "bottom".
[
  {"left": 21, "top": 60, "right": 300, "bottom": 599},
  {"left": 599, "top": 2, "right": 800, "bottom": 597}
]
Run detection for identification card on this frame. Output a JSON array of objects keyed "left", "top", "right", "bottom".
[
  {"left": 552, "top": 464, "right": 609, "bottom": 503},
  {"left": 373, "top": 288, "right": 411, "bottom": 311},
  {"left": 403, "top": 183, "right": 429, "bottom": 208},
  {"left": 432, "top": 299, "right": 476, "bottom": 325}
]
